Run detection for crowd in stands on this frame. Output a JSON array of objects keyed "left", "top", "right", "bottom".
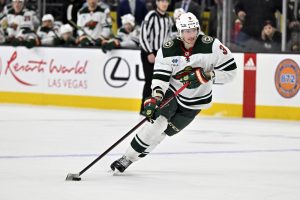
[
  {"left": 0, "top": 0, "right": 299, "bottom": 52},
  {"left": 233, "top": 0, "right": 300, "bottom": 52}
]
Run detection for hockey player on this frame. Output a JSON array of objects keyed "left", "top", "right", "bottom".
[
  {"left": 10, "top": 18, "right": 40, "bottom": 48},
  {"left": 36, "top": 14, "right": 60, "bottom": 46},
  {"left": 57, "top": 24, "right": 77, "bottom": 46},
  {"left": 77, "top": 0, "right": 112, "bottom": 46},
  {"left": 102, "top": 13, "right": 139, "bottom": 52},
  {"left": 4, "top": 0, "right": 39, "bottom": 42},
  {"left": 110, "top": 12, "right": 237, "bottom": 173}
]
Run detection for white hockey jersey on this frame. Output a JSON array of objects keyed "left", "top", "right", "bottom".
[
  {"left": 5, "top": 8, "right": 39, "bottom": 37},
  {"left": 36, "top": 24, "right": 60, "bottom": 45},
  {"left": 115, "top": 26, "right": 139, "bottom": 49},
  {"left": 77, "top": 5, "right": 112, "bottom": 40},
  {"left": 152, "top": 35, "right": 237, "bottom": 110}
]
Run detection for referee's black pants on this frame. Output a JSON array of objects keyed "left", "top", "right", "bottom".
[{"left": 140, "top": 50, "right": 157, "bottom": 114}]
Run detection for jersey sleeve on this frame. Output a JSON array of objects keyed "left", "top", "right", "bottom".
[
  {"left": 117, "top": 30, "right": 139, "bottom": 48},
  {"left": 151, "top": 48, "right": 172, "bottom": 96},
  {"left": 212, "top": 38, "right": 237, "bottom": 84},
  {"left": 99, "top": 8, "right": 112, "bottom": 39}
]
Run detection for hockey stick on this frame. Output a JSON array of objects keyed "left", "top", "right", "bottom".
[
  {"left": 66, "top": 82, "right": 189, "bottom": 181},
  {"left": 0, "top": 13, "right": 6, "bottom": 21},
  {"left": 66, "top": 4, "right": 99, "bottom": 45}
]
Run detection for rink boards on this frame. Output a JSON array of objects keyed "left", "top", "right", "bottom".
[{"left": 0, "top": 46, "right": 299, "bottom": 120}]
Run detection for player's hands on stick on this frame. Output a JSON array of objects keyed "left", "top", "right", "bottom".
[
  {"left": 79, "top": 35, "right": 94, "bottom": 46},
  {"left": 175, "top": 67, "right": 215, "bottom": 89},
  {"left": 143, "top": 97, "right": 161, "bottom": 121},
  {"left": 102, "top": 40, "right": 120, "bottom": 53}
]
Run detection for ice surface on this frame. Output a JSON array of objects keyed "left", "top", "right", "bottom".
[{"left": 1, "top": 104, "right": 300, "bottom": 200}]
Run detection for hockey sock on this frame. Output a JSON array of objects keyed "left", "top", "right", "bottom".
[{"left": 124, "top": 116, "right": 168, "bottom": 162}]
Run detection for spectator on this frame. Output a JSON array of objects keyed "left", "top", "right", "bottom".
[
  {"left": 289, "top": 22, "right": 300, "bottom": 52},
  {"left": 287, "top": 0, "right": 300, "bottom": 51},
  {"left": 175, "top": 0, "right": 202, "bottom": 23},
  {"left": 102, "top": 13, "right": 139, "bottom": 52},
  {"left": 37, "top": 14, "right": 60, "bottom": 46},
  {"left": 139, "top": 0, "right": 173, "bottom": 115},
  {"left": 117, "top": 0, "right": 148, "bottom": 28},
  {"left": 3, "top": 0, "right": 39, "bottom": 43},
  {"left": 77, "top": 0, "right": 112, "bottom": 47},
  {"left": 57, "top": 24, "right": 77, "bottom": 46},
  {"left": 234, "top": 0, "right": 296, "bottom": 49},
  {"left": 260, "top": 20, "right": 281, "bottom": 52}
]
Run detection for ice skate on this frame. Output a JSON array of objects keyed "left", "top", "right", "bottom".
[{"left": 110, "top": 156, "right": 132, "bottom": 173}]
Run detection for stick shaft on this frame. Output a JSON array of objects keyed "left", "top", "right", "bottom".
[
  {"left": 78, "top": 82, "right": 189, "bottom": 176},
  {"left": 66, "top": 5, "right": 97, "bottom": 45}
]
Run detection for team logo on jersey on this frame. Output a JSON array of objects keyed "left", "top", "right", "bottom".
[
  {"left": 275, "top": 59, "right": 300, "bottom": 98},
  {"left": 201, "top": 35, "right": 213, "bottom": 44},
  {"left": 163, "top": 40, "right": 174, "bottom": 48}
]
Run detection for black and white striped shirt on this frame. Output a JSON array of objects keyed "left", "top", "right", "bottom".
[{"left": 140, "top": 10, "right": 173, "bottom": 54}]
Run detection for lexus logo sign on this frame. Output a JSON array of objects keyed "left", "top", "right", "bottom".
[{"left": 103, "top": 57, "right": 130, "bottom": 88}]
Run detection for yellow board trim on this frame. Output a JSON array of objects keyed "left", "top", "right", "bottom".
[
  {"left": 256, "top": 105, "right": 300, "bottom": 120},
  {"left": 201, "top": 103, "right": 242, "bottom": 118},
  {"left": 0, "top": 92, "right": 242, "bottom": 117},
  {"left": 1, "top": 92, "right": 300, "bottom": 120},
  {"left": 0, "top": 92, "right": 141, "bottom": 111}
]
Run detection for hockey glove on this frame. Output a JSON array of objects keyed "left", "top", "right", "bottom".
[
  {"left": 176, "top": 68, "right": 215, "bottom": 89},
  {"left": 11, "top": 38, "right": 21, "bottom": 47},
  {"left": 102, "top": 40, "right": 120, "bottom": 53},
  {"left": 79, "top": 35, "right": 95, "bottom": 47},
  {"left": 142, "top": 97, "right": 161, "bottom": 121},
  {"left": 24, "top": 39, "right": 36, "bottom": 49}
]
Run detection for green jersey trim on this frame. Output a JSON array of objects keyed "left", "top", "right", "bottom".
[{"left": 161, "top": 35, "right": 215, "bottom": 58}]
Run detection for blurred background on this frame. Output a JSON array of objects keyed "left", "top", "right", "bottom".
[{"left": 0, "top": 0, "right": 299, "bottom": 52}]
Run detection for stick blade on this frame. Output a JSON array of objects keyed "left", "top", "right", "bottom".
[{"left": 65, "top": 173, "right": 81, "bottom": 181}]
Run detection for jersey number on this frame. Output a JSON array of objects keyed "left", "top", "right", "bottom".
[{"left": 219, "top": 45, "right": 228, "bottom": 55}]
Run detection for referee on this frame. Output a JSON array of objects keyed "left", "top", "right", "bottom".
[{"left": 139, "top": 0, "right": 173, "bottom": 114}]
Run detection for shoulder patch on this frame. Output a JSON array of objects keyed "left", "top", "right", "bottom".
[
  {"left": 163, "top": 40, "right": 174, "bottom": 48},
  {"left": 201, "top": 35, "right": 213, "bottom": 44},
  {"left": 161, "top": 38, "right": 182, "bottom": 58}
]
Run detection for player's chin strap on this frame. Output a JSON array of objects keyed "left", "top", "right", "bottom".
[{"left": 65, "top": 82, "right": 190, "bottom": 181}]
